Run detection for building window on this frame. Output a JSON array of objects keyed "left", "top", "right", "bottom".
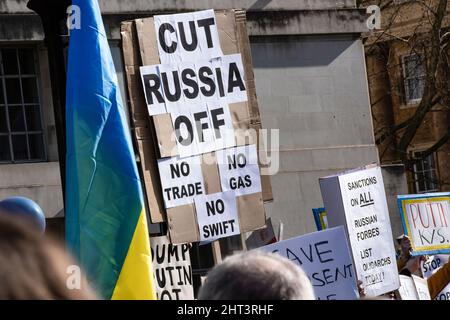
[
  {"left": 402, "top": 54, "right": 425, "bottom": 104},
  {"left": 412, "top": 151, "right": 439, "bottom": 193},
  {"left": 0, "top": 48, "right": 46, "bottom": 163}
]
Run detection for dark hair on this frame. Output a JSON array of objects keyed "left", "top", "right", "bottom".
[
  {"left": 198, "top": 250, "right": 315, "bottom": 300},
  {"left": 0, "top": 214, "right": 96, "bottom": 299}
]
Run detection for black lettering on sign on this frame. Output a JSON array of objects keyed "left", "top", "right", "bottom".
[
  {"left": 197, "top": 18, "right": 215, "bottom": 48},
  {"left": 162, "top": 70, "right": 181, "bottom": 102},
  {"left": 158, "top": 23, "right": 177, "bottom": 53},
  {"left": 230, "top": 175, "right": 252, "bottom": 190},
  {"left": 199, "top": 66, "right": 215, "bottom": 97},
  {"left": 206, "top": 199, "right": 225, "bottom": 217},
  {"left": 228, "top": 62, "right": 246, "bottom": 93},
  {"left": 228, "top": 153, "right": 247, "bottom": 170},
  {"left": 143, "top": 74, "right": 164, "bottom": 105},
  {"left": 194, "top": 111, "right": 209, "bottom": 143},
  {"left": 215, "top": 67, "right": 225, "bottom": 97},
  {"left": 181, "top": 68, "right": 199, "bottom": 99},
  {"left": 170, "top": 162, "right": 190, "bottom": 179},
  {"left": 210, "top": 108, "right": 225, "bottom": 139},
  {"left": 177, "top": 20, "right": 198, "bottom": 52},
  {"left": 174, "top": 116, "right": 194, "bottom": 146},
  {"left": 158, "top": 17, "right": 216, "bottom": 55},
  {"left": 164, "top": 182, "right": 203, "bottom": 201},
  {"left": 144, "top": 64, "right": 245, "bottom": 106},
  {"left": 202, "top": 220, "right": 237, "bottom": 238}
]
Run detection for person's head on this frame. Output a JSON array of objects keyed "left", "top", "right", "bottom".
[
  {"left": 0, "top": 214, "right": 96, "bottom": 299},
  {"left": 198, "top": 250, "right": 315, "bottom": 300},
  {"left": 0, "top": 196, "right": 46, "bottom": 233}
]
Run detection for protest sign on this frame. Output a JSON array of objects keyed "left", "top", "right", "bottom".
[
  {"left": 262, "top": 226, "right": 359, "bottom": 300},
  {"left": 312, "top": 207, "right": 328, "bottom": 231},
  {"left": 435, "top": 283, "right": 450, "bottom": 300},
  {"left": 245, "top": 217, "right": 277, "bottom": 250},
  {"left": 421, "top": 254, "right": 450, "bottom": 278},
  {"left": 420, "top": 254, "right": 450, "bottom": 300},
  {"left": 195, "top": 191, "right": 240, "bottom": 242},
  {"left": 216, "top": 144, "right": 262, "bottom": 196},
  {"left": 397, "top": 275, "right": 419, "bottom": 300},
  {"left": 150, "top": 235, "right": 194, "bottom": 300},
  {"left": 319, "top": 165, "right": 400, "bottom": 297},
  {"left": 121, "top": 9, "right": 272, "bottom": 243},
  {"left": 158, "top": 155, "right": 205, "bottom": 208},
  {"left": 154, "top": 10, "right": 223, "bottom": 65},
  {"left": 412, "top": 275, "right": 431, "bottom": 300},
  {"left": 397, "top": 193, "right": 450, "bottom": 255}
]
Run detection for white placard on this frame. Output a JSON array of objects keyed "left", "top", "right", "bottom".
[
  {"left": 158, "top": 155, "right": 204, "bottom": 208},
  {"left": 398, "top": 275, "right": 419, "bottom": 300},
  {"left": 171, "top": 103, "right": 236, "bottom": 158},
  {"left": 435, "top": 282, "right": 450, "bottom": 300},
  {"left": 154, "top": 9, "right": 222, "bottom": 65},
  {"left": 421, "top": 254, "right": 450, "bottom": 279},
  {"left": 320, "top": 166, "right": 400, "bottom": 297},
  {"left": 195, "top": 191, "right": 240, "bottom": 242},
  {"left": 398, "top": 193, "right": 450, "bottom": 255},
  {"left": 150, "top": 235, "right": 194, "bottom": 300},
  {"left": 140, "top": 65, "right": 167, "bottom": 115},
  {"left": 412, "top": 275, "right": 431, "bottom": 300},
  {"left": 262, "top": 226, "right": 359, "bottom": 300},
  {"left": 216, "top": 144, "right": 262, "bottom": 196}
]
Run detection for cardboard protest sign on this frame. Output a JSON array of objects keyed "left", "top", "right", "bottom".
[
  {"left": 412, "top": 275, "right": 431, "bottom": 300},
  {"left": 420, "top": 254, "right": 450, "bottom": 300},
  {"left": 195, "top": 191, "right": 240, "bottom": 242},
  {"left": 121, "top": 9, "right": 271, "bottom": 243},
  {"left": 216, "top": 144, "right": 262, "bottom": 196},
  {"left": 262, "top": 226, "right": 359, "bottom": 300},
  {"left": 150, "top": 236, "right": 194, "bottom": 300},
  {"left": 245, "top": 217, "right": 277, "bottom": 250},
  {"left": 397, "top": 275, "right": 419, "bottom": 300},
  {"left": 312, "top": 207, "right": 328, "bottom": 231},
  {"left": 397, "top": 193, "right": 450, "bottom": 255},
  {"left": 435, "top": 283, "right": 450, "bottom": 300},
  {"left": 158, "top": 155, "right": 205, "bottom": 208},
  {"left": 319, "top": 165, "right": 400, "bottom": 297},
  {"left": 421, "top": 254, "right": 450, "bottom": 278},
  {"left": 154, "top": 10, "right": 223, "bottom": 65}
]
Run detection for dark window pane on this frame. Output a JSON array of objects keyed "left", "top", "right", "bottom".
[
  {"left": 18, "top": 49, "right": 35, "bottom": 74},
  {"left": 8, "top": 106, "right": 25, "bottom": 131},
  {"left": 415, "top": 159, "right": 423, "bottom": 172},
  {"left": 1, "top": 49, "right": 18, "bottom": 75},
  {"left": 11, "top": 134, "right": 28, "bottom": 161},
  {"left": 0, "top": 106, "right": 7, "bottom": 132},
  {"left": 426, "top": 154, "right": 436, "bottom": 169},
  {"left": 25, "top": 105, "right": 42, "bottom": 131},
  {"left": 0, "top": 135, "right": 11, "bottom": 161},
  {"left": 28, "top": 133, "right": 44, "bottom": 160},
  {"left": 416, "top": 172, "right": 425, "bottom": 192},
  {"left": 21, "top": 77, "right": 38, "bottom": 103},
  {"left": 5, "top": 78, "right": 22, "bottom": 104}
]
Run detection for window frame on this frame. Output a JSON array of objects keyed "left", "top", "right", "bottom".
[
  {"left": 0, "top": 46, "right": 47, "bottom": 164},
  {"left": 401, "top": 53, "right": 426, "bottom": 106},
  {"left": 411, "top": 150, "right": 439, "bottom": 194}
]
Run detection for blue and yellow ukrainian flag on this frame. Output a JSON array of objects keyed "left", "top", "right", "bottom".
[{"left": 65, "top": 0, "right": 156, "bottom": 299}]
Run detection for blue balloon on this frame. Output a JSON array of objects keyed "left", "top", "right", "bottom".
[{"left": 0, "top": 197, "right": 46, "bottom": 233}]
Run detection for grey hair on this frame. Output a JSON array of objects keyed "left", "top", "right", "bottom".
[{"left": 198, "top": 250, "right": 315, "bottom": 300}]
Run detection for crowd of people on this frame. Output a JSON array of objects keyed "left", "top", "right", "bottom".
[{"left": 0, "top": 195, "right": 449, "bottom": 300}]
